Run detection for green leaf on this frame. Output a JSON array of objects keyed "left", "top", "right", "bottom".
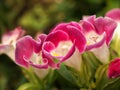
[
  {"left": 17, "top": 83, "right": 40, "bottom": 90},
  {"left": 95, "top": 65, "right": 109, "bottom": 90},
  {"left": 56, "top": 64, "right": 80, "bottom": 87},
  {"left": 79, "top": 52, "right": 102, "bottom": 89},
  {"left": 103, "top": 77, "right": 120, "bottom": 90},
  {"left": 109, "top": 46, "right": 119, "bottom": 60},
  {"left": 82, "top": 52, "right": 102, "bottom": 70},
  {"left": 21, "top": 68, "right": 41, "bottom": 84}
]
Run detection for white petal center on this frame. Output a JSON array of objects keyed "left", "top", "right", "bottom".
[
  {"left": 30, "top": 52, "right": 43, "bottom": 64},
  {"left": 51, "top": 41, "right": 73, "bottom": 57},
  {"left": 86, "top": 31, "right": 104, "bottom": 45}
]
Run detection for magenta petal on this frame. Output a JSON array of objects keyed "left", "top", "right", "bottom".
[
  {"left": 67, "top": 25, "right": 86, "bottom": 53},
  {"left": 42, "top": 41, "right": 57, "bottom": 68},
  {"left": 108, "top": 58, "right": 120, "bottom": 78},
  {"left": 106, "top": 8, "right": 120, "bottom": 21},
  {"left": 24, "top": 57, "right": 48, "bottom": 68},
  {"left": 51, "top": 22, "right": 86, "bottom": 52},
  {"left": 82, "top": 15, "right": 96, "bottom": 24},
  {"left": 80, "top": 20, "right": 95, "bottom": 33},
  {"left": 35, "top": 34, "right": 47, "bottom": 53},
  {"left": 42, "top": 41, "right": 55, "bottom": 52},
  {"left": 15, "top": 36, "right": 33, "bottom": 68},
  {"left": 53, "top": 22, "right": 82, "bottom": 32},
  {"left": 38, "top": 34, "right": 47, "bottom": 43},
  {"left": 45, "top": 30, "right": 69, "bottom": 47},
  {"left": 15, "top": 36, "right": 42, "bottom": 68},
  {"left": 94, "top": 17, "right": 117, "bottom": 45},
  {"left": 69, "top": 22, "right": 82, "bottom": 30}
]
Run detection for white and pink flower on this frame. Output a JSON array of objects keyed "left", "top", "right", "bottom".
[
  {"left": 15, "top": 34, "right": 48, "bottom": 68},
  {"left": 80, "top": 15, "right": 117, "bottom": 50},
  {"left": 0, "top": 27, "right": 25, "bottom": 60},
  {"left": 80, "top": 15, "right": 117, "bottom": 63}
]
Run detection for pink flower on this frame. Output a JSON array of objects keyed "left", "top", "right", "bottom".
[
  {"left": 15, "top": 34, "right": 48, "bottom": 68},
  {"left": 15, "top": 22, "right": 87, "bottom": 69},
  {"left": 0, "top": 27, "right": 25, "bottom": 60},
  {"left": 79, "top": 15, "right": 117, "bottom": 64},
  {"left": 42, "top": 22, "right": 86, "bottom": 68},
  {"left": 108, "top": 58, "right": 120, "bottom": 78},
  {"left": 80, "top": 15, "right": 117, "bottom": 50}
]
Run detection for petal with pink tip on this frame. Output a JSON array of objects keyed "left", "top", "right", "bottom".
[
  {"left": 94, "top": 17, "right": 117, "bottom": 45},
  {"left": 67, "top": 25, "right": 86, "bottom": 53},
  {"left": 2, "top": 27, "right": 25, "bottom": 45}
]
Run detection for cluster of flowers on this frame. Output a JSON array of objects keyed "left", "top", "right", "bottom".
[{"left": 0, "top": 8, "right": 120, "bottom": 79}]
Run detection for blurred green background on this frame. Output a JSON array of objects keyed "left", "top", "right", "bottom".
[{"left": 0, "top": 0, "right": 119, "bottom": 89}]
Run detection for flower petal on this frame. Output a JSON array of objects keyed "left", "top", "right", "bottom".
[
  {"left": 0, "top": 27, "right": 25, "bottom": 61},
  {"left": 0, "top": 45, "right": 15, "bottom": 60},
  {"left": 80, "top": 20, "right": 95, "bottom": 33},
  {"left": 67, "top": 25, "right": 86, "bottom": 53},
  {"left": 45, "top": 30, "right": 69, "bottom": 47},
  {"left": 15, "top": 35, "right": 46, "bottom": 68},
  {"left": 53, "top": 22, "right": 82, "bottom": 32},
  {"left": 2, "top": 27, "right": 25, "bottom": 45},
  {"left": 91, "top": 43, "right": 109, "bottom": 64},
  {"left": 94, "top": 17, "right": 117, "bottom": 45},
  {"left": 57, "top": 42, "right": 75, "bottom": 67},
  {"left": 15, "top": 36, "right": 34, "bottom": 68},
  {"left": 35, "top": 34, "right": 47, "bottom": 53},
  {"left": 106, "top": 8, "right": 120, "bottom": 21},
  {"left": 86, "top": 32, "right": 106, "bottom": 50},
  {"left": 24, "top": 58, "right": 48, "bottom": 68},
  {"left": 52, "top": 22, "right": 86, "bottom": 53},
  {"left": 64, "top": 49, "right": 82, "bottom": 71},
  {"left": 82, "top": 15, "right": 96, "bottom": 24},
  {"left": 42, "top": 41, "right": 57, "bottom": 68}
]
